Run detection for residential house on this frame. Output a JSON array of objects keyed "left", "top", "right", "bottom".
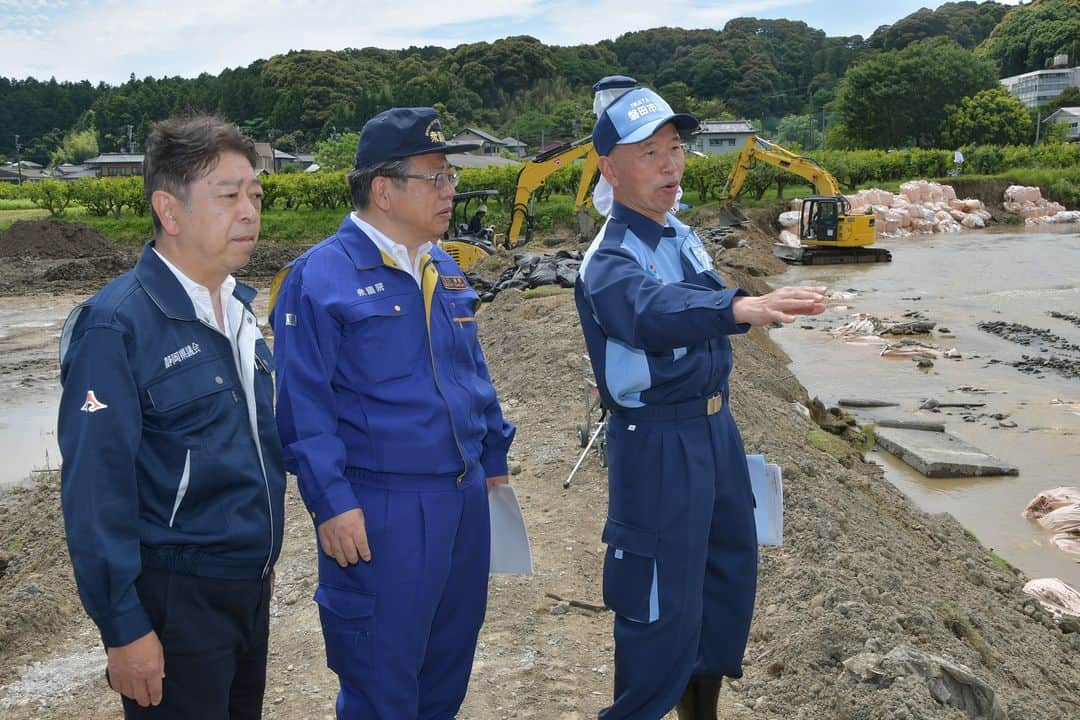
[
  {"left": 85, "top": 153, "right": 144, "bottom": 177},
  {"left": 53, "top": 163, "right": 100, "bottom": 181},
  {"left": 253, "top": 143, "right": 296, "bottom": 174},
  {"left": 446, "top": 153, "right": 521, "bottom": 169},
  {"left": 449, "top": 128, "right": 517, "bottom": 156},
  {"left": 687, "top": 120, "right": 757, "bottom": 155},
  {"left": 500, "top": 136, "right": 528, "bottom": 158},
  {"left": 1045, "top": 107, "right": 1080, "bottom": 141},
  {"left": 0, "top": 162, "right": 49, "bottom": 183},
  {"left": 291, "top": 153, "right": 316, "bottom": 171},
  {"left": 1000, "top": 55, "right": 1080, "bottom": 109}
]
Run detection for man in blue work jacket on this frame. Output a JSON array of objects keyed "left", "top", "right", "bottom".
[
  {"left": 271, "top": 107, "right": 516, "bottom": 719},
  {"left": 58, "top": 115, "right": 285, "bottom": 719},
  {"left": 575, "top": 88, "right": 827, "bottom": 720}
]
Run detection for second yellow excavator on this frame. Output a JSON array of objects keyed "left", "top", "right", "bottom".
[{"left": 722, "top": 136, "right": 891, "bottom": 265}]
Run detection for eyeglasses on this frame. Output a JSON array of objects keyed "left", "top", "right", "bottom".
[{"left": 397, "top": 171, "right": 460, "bottom": 190}]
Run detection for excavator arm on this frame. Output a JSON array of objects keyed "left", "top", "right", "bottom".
[
  {"left": 506, "top": 138, "right": 599, "bottom": 249},
  {"left": 721, "top": 135, "right": 842, "bottom": 202}
]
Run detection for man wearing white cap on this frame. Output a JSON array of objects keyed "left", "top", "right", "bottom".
[
  {"left": 575, "top": 87, "right": 826, "bottom": 719},
  {"left": 591, "top": 76, "right": 682, "bottom": 217}
]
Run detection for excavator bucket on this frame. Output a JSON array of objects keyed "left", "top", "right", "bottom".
[{"left": 715, "top": 205, "right": 748, "bottom": 228}]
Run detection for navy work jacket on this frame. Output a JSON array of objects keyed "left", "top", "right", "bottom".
[
  {"left": 58, "top": 244, "right": 286, "bottom": 648},
  {"left": 575, "top": 202, "right": 751, "bottom": 411},
  {"left": 271, "top": 217, "right": 515, "bottom": 525}
]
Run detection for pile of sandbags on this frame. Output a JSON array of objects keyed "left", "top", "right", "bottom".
[
  {"left": 778, "top": 180, "right": 992, "bottom": 242},
  {"left": 468, "top": 250, "right": 581, "bottom": 302},
  {"left": 1003, "top": 185, "right": 1080, "bottom": 225}
]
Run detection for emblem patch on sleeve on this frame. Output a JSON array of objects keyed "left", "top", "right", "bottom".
[
  {"left": 80, "top": 390, "right": 108, "bottom": 413},
  {"left": 440, "top": 275, "right": 468, "bottom": 291}
]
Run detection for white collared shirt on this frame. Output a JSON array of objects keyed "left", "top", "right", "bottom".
[
  {"left": 350, "top": 212, "right": 432, "bottom": 286},
  {"left": 153, "top": 248, "right": 237, "bottom": 337}
]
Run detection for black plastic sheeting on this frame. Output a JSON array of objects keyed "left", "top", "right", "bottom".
[{"left": 467, "top": 250, "right": 583, "bottom": 302}]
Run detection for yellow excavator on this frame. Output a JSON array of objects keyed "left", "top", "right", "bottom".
[
  {"left": 506, "top": 137, "right": 599, "bottom": 249},
  {"left": 440, "top": 138, "right": 599, "bottom": 270},
  {"left": 722, "top": 136, "right": 890, "bottom": 265}
]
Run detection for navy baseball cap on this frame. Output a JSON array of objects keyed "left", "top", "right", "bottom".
[
  {"left": 354, "top": 107, "right": 480, "bottom": 169},
  {"left": 592, "top": 75, "right": 636, "bottom": 92},
  {"left": 592, "top": 88, "right": 699, "bottom": 156}
]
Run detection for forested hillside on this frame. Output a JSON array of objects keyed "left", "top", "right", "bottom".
[{"left": 2, "top": 0, "right": 1078, "bottom": 163}]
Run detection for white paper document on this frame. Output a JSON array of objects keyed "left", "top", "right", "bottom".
[
  {"left": 489, "top": 484, "right": 534, "bottom": 574},
  {"left": 745, "top": 454, "right": 784, "bottom": 546}
]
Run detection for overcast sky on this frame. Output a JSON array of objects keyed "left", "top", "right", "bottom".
[{"left": 1, "top": 0, "right": 1024, "bottom": 86}]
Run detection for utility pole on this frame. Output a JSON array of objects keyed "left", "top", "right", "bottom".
[
  {"left": 127, "top": 125, "right": 134, "bottom": 153},
  {"left": 14, "top": 134, "right": 22, "bottom": 185},
  {"left": 268, "top": 129, "right": 278, "bottom": 173}
]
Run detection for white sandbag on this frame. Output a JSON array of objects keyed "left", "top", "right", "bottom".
[
  {"left": 1024, "top": 487, "right": 1080, "bottom": 518},
  {"left": 961, "top": 214, "right": 985, "bottom": 229},
  {"left": 778, "top": 210, "right": 802, "bottom": 228},
  {"left": 1023, "top": 578, "right": 1080, "bottom": 617},
  {"left": 1048, "top": 210, "right": 1080, "bottom": 224},
  {"left": 778, "top": 229, "right": 801, "bottom": 247},
  {"left": 1037, "top": 504, "right": 1080, "bottom": 534},
  {"left": 1052, "top": 534, "right": 1080, "bottom": 555}
]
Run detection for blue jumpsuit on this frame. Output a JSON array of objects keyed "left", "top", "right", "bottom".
[
  {"left": 575, "top": 202, "right": 758, "bottom": 720},
  {"left": 271, "top": 217, "right": 515, "bottom": 719}
]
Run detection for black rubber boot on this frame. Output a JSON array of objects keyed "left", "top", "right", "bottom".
[{"left": 675, "top": 675, "right": 722, "bottom": 720}]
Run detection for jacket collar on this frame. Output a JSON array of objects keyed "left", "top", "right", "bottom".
[
  {"left": 335, "top": 216, "right": 385, "bottom": 270},
  {"left": 134, "top": 240, "right": 256, "bottom": 321},
  {"left": 610, "top": 201, "right": 676, "bottom": 251}
]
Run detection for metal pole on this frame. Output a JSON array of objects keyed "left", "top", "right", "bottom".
[{"left": 563, "top": 420, "right": 605, "bottom": 489}]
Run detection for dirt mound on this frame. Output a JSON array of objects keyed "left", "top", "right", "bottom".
[
  {"left": 0, "top": 473, "right": 83, "bottom": 677},
  {"left": 234, "top": 242, "right": 307, "bottom": 279},
  {"left": 0, "top": 221, "right": 119, "bottom": 260}
]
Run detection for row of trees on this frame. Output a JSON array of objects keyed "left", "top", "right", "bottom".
[
  {"left": 10, "top": 141, "right": 1078, "bottom": 221},
  {"left": 3, "top": 1, "right": 1078, "bottom": 165}
]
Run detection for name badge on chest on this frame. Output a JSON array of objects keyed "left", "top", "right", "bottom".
[
  {"left": 689, "top": 243, "right": 714, "bottom": 273},
  {"left": 441, "top": 275, "right": 468, "bottom": 291}
]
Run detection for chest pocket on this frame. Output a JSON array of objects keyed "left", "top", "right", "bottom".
[
  {"left": 144, "top": 357, "right": 238, "bottom": 435},
  {"left": 341, "top": 294, "right": 423, "bottom": 382}
]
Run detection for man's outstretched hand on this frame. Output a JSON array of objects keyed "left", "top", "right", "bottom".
[{"left": 732, "top": 285, "right": 827, "bottom": 326}]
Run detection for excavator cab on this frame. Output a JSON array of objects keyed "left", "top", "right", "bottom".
[
  {"left": 787, "top": 195, "right": 888, "bottom": 264},
  {"left": 441, "top": 189, "right": 500, "bottom": 271}
]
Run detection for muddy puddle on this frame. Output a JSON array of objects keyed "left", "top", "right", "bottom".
[
  {"left": 0, "top": 294, "right": 79, "bottom": 487},
  {"left": 770, "top": 224, "right": 1080, "bottom": 587},
  {"left": 0, "top": 289, "right": 272, "bottom": 489}
]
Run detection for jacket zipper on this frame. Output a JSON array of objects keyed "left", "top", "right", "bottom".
[
  {"left": 418, "top": 257, "right": 469, "bottom": 484},
  {"left": 200, "top": 310, "right": 276, "bottom": 578}
]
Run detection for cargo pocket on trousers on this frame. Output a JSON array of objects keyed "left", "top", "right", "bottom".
[
  {"left": 314, "top": 584, "right": 375, "bottom": 679},
  {"left": 601, "top": 517, "right": 660, "bottom": 624}
]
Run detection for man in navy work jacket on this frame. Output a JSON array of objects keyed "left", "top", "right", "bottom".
[
  {"left": 57, "top": 115, "right": 286, "bottom": 719},
  {"left": 271, "top": 107, "right": 516, "bottom": 719},
  {"left": 575, "top": 88, "right": 827, "bottom": 720}
]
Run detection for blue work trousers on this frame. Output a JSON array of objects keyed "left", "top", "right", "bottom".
[
  {"left": 314, "top": 466, "right": 490, "bottom": 719},
  {"left": 598, "top": 405, "right": 758, "bottom": 720}
]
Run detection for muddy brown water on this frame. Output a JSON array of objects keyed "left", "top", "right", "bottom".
[{"left": 771, "top": 224, "right": 1080, "bottom": 589}]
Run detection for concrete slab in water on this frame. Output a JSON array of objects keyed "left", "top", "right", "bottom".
[{"left": 875, "top": 426, "right": 1018, "bottom": 478}]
